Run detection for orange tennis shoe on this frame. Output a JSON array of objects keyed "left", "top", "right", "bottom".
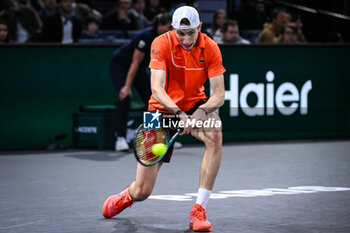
[
  {"left": 102, "top": 187, "right": 133, "bottom": 218},
  {"left": 189, "top": 203, "right": 212, "bottom": 232}
]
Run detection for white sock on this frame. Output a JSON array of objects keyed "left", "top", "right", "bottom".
[{"left": 195, "top": 188, "right": 212, "bottom": 209}]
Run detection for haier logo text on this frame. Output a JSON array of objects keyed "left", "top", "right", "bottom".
[{"left": 224, "top": 71, "right": 312, "bottom": 117}]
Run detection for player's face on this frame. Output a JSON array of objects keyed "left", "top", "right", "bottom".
[{"left": 175, "top": 25, "right": 201, "bottom": 51}]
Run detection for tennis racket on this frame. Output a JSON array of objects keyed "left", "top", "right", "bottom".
[{"left": 133, "top": 124, "right": 182, "bottom": 166}]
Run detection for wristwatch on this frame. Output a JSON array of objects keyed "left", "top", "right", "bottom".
[
  {"left": 198, "top": 107, "right": 208, "bottom": 114},
  {"left": 176, "top": 110, "right": 183, "bottom": 116}
]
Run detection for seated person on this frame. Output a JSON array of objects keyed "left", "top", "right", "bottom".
[
  {"left": 38, "top": 0, "right": 58, "bottom": 23},
  {"left": 291, "top": 14, "right": 305, "bottom": 43},
  {"left": 40, "top": 0, "right": 82, "bottom": 43},
  {"left": 206, "top": 9, "right": 226, "bottom": 38},
  {"left": 129, "top": 0, "right": 150, "bottom": 29},
  {"left": 257, "top": 8, "right": 289, "bottom": 43},
  {"left": 280, "top": 23, "right": 298, "bottom": 44},
  {"left": 214, "top": 20, "right": 250, "bottom": 45},
  {"left": 0, "top": 0, "right": 42, "bottom": 42},
  {"left": 80, "top": 17, "right": 100, "bottom": 39},
  {"left": 72, "top": 0, "right": 102, "bottom": 28},
  {"left": 101, "top": 0, "right": 137, "bottom": 30},
  {"left": 144, "top": 0, "right": 166, "bottom": 22},
  {"left": 0, "top": 20, "right": 9, "bottom": 43}
]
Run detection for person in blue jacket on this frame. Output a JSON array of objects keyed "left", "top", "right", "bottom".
[{"left": 110, "top": 12, "right": 172, "bottom": 151}]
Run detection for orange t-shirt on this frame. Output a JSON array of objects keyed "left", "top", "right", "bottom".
[{"left": 148, "top": 30, "right": 226, "bottom": 112}]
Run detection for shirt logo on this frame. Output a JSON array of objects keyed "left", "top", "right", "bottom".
[
  {"left": 143, "top": 110, "right": 161, "bottom": 129},
  {"left": 199, "top": 58, "right": 205, "bottom": 63},
  {"left": 152, "top": 49, "right": 160, "bottom": 55}
]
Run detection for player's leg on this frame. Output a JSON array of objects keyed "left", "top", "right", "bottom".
[
  {"left": 189, "top": 111, "right": 222, "bottom": 232},
  {"left": 191, "top": 111, "right": 222, "bottom": 191},
  {"left": 129, "top": 162, "right": 162, "bottom": 201},
  {"left": 194, "top": 112, "right": 222, "bottom": 191},
  {"left": 102, "top": 162, "right": 162, "bottom": 218}
]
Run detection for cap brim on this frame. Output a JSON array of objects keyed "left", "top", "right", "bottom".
[{"left": 172, "top": 23, "right": 200, "bottom": 30}]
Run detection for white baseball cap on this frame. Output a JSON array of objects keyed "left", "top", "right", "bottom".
[{"left": 172, "top": 6, "right": 200, "bottom": 30}]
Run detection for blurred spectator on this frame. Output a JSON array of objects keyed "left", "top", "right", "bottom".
[
  {"left": 30, "top": 0, "right": 43, "bottom": 11},
  {"left": 236, "top": 0, "right": 266, "bottom": 29},
  {"left": 327, "top": 31, "right": 343, "bottom": 43},
  {"left": 206, "top": 9, "right": 226, "bottom": 38},
  {"left": 38, "top": 0, "right": 58, "bottom": 22},
  {"left": 291, "top": 14, "right": 305, "bottom": 42},
  {"left": 144, "top": 0, "right": 166, "bottom": 21},
  {"left": 16, "top": 0, "right": 43, "bottom": 11},
  {"left": 280, "top": 23, "right": 298, "bottom": 44},
  {"left": 110, "top": 12, "right": 172, "bottom": 151},
  {"left": 72, "top": 0, "right": 102, "bottom": 28},
  {"left": 257, "top": 8, "right": 289, "bottom": 43},
  {"left": 0, "top": 0, "right": 42, "bottom": 42},
  {"left": 75, "top": 0, "right": 96, "bottom": 9},
  {"left": 129, "top": 0, "right": 150, "bottom": 29},
  {"left": 40, "top": 0, "right": 82, "bottom": 43},
  {"left": 214, "top": 20, "right": 250, "bottom": 45},
  {"left": 0, "top": 20, "right": 9, "bottom": 42},
  {"left": 101, "top": 0, "right": 137, "bottom": 30},
  {"left": 80, "top": 16, "right": 100, "bottom": 39}
]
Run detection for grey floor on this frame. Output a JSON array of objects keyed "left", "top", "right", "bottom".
[{"left": 1, "top": 139, "right": 350, "bottom": 233}]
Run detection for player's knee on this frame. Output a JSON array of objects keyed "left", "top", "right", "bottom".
[{"left": 205, "top": 129, "right": 222, "bottom": 149}]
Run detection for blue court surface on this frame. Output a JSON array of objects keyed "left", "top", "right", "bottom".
[{"left": 1, "top": 139, "right": 350, "bottom": 233}]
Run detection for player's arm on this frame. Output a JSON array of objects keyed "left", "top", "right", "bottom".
[
  {"left": 192, "top": 41, "right": 225, "bottom": 118},
  {"left": 151, "top": 68, "right": 191, "bottom": 134},
  {"left": 150, "top": 69, "right": 181, "bottom": 113},
  {"left": 199, "top": 74, "right": 225, "bottom": 113},
  {"left": 119, "top": 49, "right": 145, "bottom": 100},
  {"left": 190, "top": 74, "right": 225, "bottom": 123}
]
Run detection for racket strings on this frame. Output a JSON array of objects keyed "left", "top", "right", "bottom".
[{"left": 135, "top": 128, "right": 167, "bottom": 165}]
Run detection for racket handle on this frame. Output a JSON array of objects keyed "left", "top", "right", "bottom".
[{"left": 168, "top": 129, "right": 183, "bottom": 146}]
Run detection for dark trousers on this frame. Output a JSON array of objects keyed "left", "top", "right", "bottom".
[{"left": 110, "top": 59, "right": 152, "bottom": 137}]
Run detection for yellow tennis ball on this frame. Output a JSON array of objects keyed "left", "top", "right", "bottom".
[{"left": 151, "top": 143, "right": 167, "bottom": 156}]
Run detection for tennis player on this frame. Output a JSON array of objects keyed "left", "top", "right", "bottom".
[{"left": 102, "top": 6, "right": 225, "bottom": 232}]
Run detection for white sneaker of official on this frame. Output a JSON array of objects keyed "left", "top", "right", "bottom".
[
  {"left": 115, "top": 137, "right": 130, "bottom": 151},
  {"left": 174, "top": 142, "right": 183, "bottom": 149}
]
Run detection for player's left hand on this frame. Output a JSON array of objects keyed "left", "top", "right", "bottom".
[
  {"left": 191, "top": 108, "right": 208, "bottom": 128},
  {"left": 191, "top": 108, "right": 207, "bottom": 130}
]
